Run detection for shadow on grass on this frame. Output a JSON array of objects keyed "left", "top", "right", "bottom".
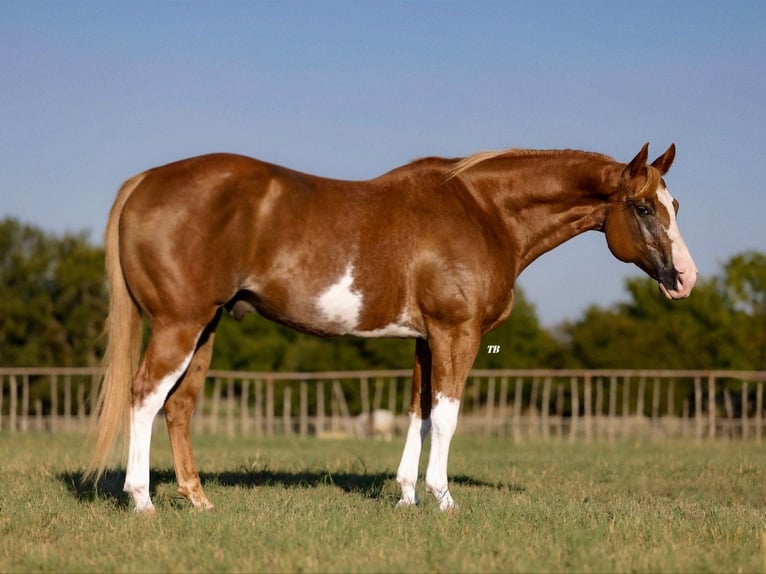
[{"left": 60, "top": 468, "right": 524, "bottom": 509}]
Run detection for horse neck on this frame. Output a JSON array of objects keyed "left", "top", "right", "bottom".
[{"left": 458, "top": 153, "right": 620, "bottom": 274}]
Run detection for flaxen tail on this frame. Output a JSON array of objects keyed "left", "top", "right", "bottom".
[{"left": 85, "top": 173, "right": 146, "bottom": 480}]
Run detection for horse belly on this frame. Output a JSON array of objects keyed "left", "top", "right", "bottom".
[{"left": 246, "top": 263, "right": 423, "bottom": 339}]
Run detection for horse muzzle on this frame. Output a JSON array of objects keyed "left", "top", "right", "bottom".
[{"left": 658, "top": 265, "right": 697, "bottom": 299}]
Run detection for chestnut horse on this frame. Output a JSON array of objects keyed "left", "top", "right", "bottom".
[{"left": 87, "top": 143, "right": 696, "bottom": 512}]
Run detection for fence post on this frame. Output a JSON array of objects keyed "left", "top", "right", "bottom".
[
  {"left": 541, "top": 377, "right": 551, "bottom": 440},
  {"left": 226, "top": 378, "right": 235, "bottom": 438},
  {"left": 555, "top": 381, "right": 564, "bottom": 438},
  {"left": 485, "top": 377, "right": 496, "bottom": 437},
  {"left": 254, "top": 379, "right": 263, "bottom": 436},
  {"left": 569, "top": 377, "right": 579, "bottom": 442},
  {"left": 757, "top": 382, "right": 763, "bottom": 443},
  {"left": 372, "top": 378, "right": 383, "bottom": 412},
  {"left": 595, "top": 378, "right": 604, "bottom": 439},
  {"left": 636, "top": 377, "right": 646, "bottom": 418},
  {"left": 694, "top": 377, "right": 703, "bottom": 441},
  {"left": 651, "top": 378, "right": 660, "bottom": 439},
  {"left": 742, "top": 381, "right": 749, "bottom": 440},
  {"left": 283, "top": 385, "right": 292, "bottom": 435},
  {"left": 21, "top": 375, "right": 30, "bottom": 432},
  {"left": 317, "top": 381, "right": 325, "bottom": 436},
  {"left": 361, "top": 377, "right": 370, "bottom": 417},
  {"left": 608, "top": 376, "right": 617, "bottom": 442},
  {"left": 64, "top": 375, "right": 72, "bottom": 432},
  {"left": 77, "top": 383, "right": 86, "bottom": 430},
  {"left": 266, "top": 377, "right": 274, "bottom": 436},
  {"left": 50, "top": 375, "right": 58, "bottom": 432},
  {"left": 622, "top": 377, "right": 631, "bottom": 438},
  {"left": 9, "top": 375, "right": 18, "bottom": 433},
  {"left": 529, "top": 377, "right": 540, "bottom": 437},
  {"left": 241, "top": 379, "right": 250, "bottom": 435},
  {"left": 512, "top": 378, "right": 523, "bottom": 443},
  {"left": 211, "top": 377, "right": 222, "bottom": 435},
  {"left": 584, "top": 372, "right": 592, "bottom": 442},
  {"left": 35, "top": 399, "right": 44, "bottom": 431},
  {"left": 300, "top": 381, "right": 308, "bottom": 437},
  {"left": 708, "top": 375, "right": 716, "bottom": 440},
  {"left": 195, "top": 381, "right": 206, "bottom": 434},
  {"left": 499, "top": 377, "right": 509, "bottom": 438},
  {"left": 387, "top": 378, "right": 397, "bottom": 415}
]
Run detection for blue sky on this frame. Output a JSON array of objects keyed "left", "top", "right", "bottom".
[{"left": 2, "top": 1, "right": 764, "bottom": 325}]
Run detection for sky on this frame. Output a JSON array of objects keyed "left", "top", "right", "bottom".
[{"left": 1, "top": 1, "right": 764, "bottom": 326}]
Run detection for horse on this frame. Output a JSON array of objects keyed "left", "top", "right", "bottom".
[{"left": 87, "top": 142, "right": 696, "bottom": 513}]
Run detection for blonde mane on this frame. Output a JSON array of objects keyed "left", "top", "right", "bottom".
[{"left": 447, "top": 148, "right": 614, "bottom": 180}]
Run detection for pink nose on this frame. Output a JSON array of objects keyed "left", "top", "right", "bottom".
[{"left": 662, "top": 266, "right": 697, "bottom": 300}]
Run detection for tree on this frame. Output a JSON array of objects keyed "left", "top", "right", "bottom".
[
  {"left": 0, "top": 218, "right": 107, "bottom": 367},
  {"left": 722, "top": 251, "right": 766, "bottom": 369},
  {"left": 559, "top": 252, "right": 766, "bottom": 369}
]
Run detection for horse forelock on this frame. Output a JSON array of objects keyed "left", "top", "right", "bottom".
[
  {"left": 629, "top": 165, "right": 662, "bottom": 201},
  {"left": 446, "top": 148, "right": 615, "bottom": 180}
]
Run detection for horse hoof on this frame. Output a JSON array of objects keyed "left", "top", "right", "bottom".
[{"left": 395, "top": 497, "right": 419, "bottom": 508}]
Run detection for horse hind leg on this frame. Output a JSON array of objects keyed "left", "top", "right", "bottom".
[
  {"left": 123, "top": 321, "right": 205, "bottom": 513},
  {"left": 396, "top": 338, "right": 432, "bottom": 507},
  {"left": 163, "top": 312, "right": 221, "bottom": 511}
]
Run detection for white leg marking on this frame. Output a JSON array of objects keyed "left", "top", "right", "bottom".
[
  {"left": 425, "top": 392, "right": 460, "bottom": 511},
  {"left": 396, "top": 412, "right": 431, "bottom": 507},
  {"left": 316, "top": 264, "right": 362, "bottom": 333},
  {"left": 124, "top": 350, "right": 196, "bottom": 512}
]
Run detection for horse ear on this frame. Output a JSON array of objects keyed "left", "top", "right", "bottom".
[
  {"left": 626, "top": 143, "right": 650, "bottom": 177},
  {"left": 650, "top": 143, "right": 676, "bottom": 175}
]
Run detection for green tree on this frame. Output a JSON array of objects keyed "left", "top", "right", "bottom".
[
  {"left": 722, "top": 251, "right": 766, "bottom": 368},
  {"left": 559, "top": 252, "right": 765, "bottom": 369},
  {"left": 0, "top": 218, "right": 106, "bottom": 367}
]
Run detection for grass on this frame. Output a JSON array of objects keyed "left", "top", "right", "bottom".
[{"left": 1, "top": 431, "right": 766, "bottom": 572}]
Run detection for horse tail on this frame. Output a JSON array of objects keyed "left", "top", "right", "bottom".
[{"left": 85, "top": 172, "right": 146, "bottom": 480}]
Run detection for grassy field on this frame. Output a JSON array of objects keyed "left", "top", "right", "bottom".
[{"left": 1, "top": 431, "right": 766, "bottom": 573}]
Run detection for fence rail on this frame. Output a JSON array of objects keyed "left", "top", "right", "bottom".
[{"left": 2, "top": 368, "right": 766, "bottom": 440}]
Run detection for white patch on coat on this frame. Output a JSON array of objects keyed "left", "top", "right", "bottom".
[
  {"left": 123, "top": 348, "right": 197, "bottom": 512},
  {"left": 316, "top": 265, "right": 363, "bottom": 333}
]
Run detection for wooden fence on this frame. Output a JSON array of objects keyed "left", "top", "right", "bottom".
[{"left": 2, "top": 368, "right": 766, "bottom": 441}]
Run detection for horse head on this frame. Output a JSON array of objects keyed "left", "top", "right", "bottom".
[{"left": 604, "top": 143, "right": 697, "bottom": 299}]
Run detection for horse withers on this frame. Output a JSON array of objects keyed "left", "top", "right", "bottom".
[{"left": 87, "top": 143, "right": 696, "bottom": 512}]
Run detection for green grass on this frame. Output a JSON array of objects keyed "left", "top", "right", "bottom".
[{"left": 2, "top": 431, "right": 766, "bottom": 572}]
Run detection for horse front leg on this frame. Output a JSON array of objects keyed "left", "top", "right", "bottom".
[
  {"left": 423, "top": 321, "right": 480, "bottom": 512},
  {"left": 396, "top": 338, "right": 432, "bottom": 507}
]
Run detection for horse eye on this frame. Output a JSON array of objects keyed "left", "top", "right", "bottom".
[{"left": 635, "top": 204, "right": 653, "bottom": 217}]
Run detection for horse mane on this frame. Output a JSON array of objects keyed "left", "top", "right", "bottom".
[{"left": 446, "top": 148, "right": 615, "bottom": 180}]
